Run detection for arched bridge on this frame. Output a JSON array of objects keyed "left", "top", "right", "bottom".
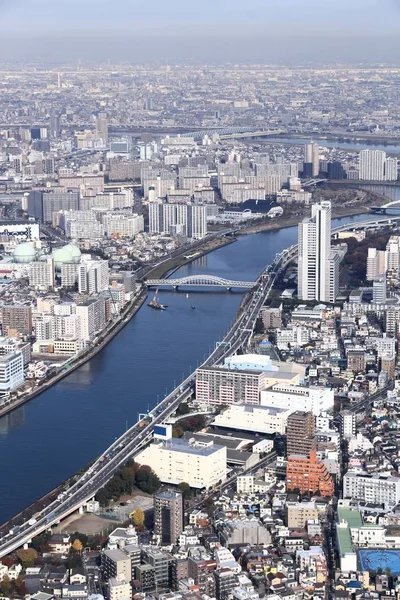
[
  {"left": 146, "top": 275, "right": 256, "bottom": 289},
  {"left": 370, "top": 200, "right": 400, "bottom": 213}
]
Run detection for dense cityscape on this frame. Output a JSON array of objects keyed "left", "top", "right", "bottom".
[{"left": 2, "top": 1, "right": 400, "bottom": 600}]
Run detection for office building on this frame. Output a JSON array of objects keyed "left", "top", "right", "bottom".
[
  {"left": 95, "top": 112, "right": 109, "bottom": 145},
  {"left": 154, "top": 490, "right": 183, "bottom": 545},
  {"left": 359, "top": 150, "right": 386, "bottom": 181},
  {"left": 286, "top": 411, "right": 315, "bottom": 457},
  {"left": 327, "top": 161, "right": 346, "bottom": 180},
  {"left": 101, "top": 549, "right": 131, "bottom": 581},
  {"left": 135, "top": 564, "right": 155, "bottom": 593},
  {"left": 338, "top": 410, "right": 356, "bottom": 439},
  {"left": 0, "top": 351, "right": 24, "bottom": 398},
  {"left": 1, "top": 305, "right": 32, "bottom": 335},
  {"left": 195, "top": 366, "right": 266, "bottom": 405},
  {"left": 304, "top": 141, "right": 319, "bottom": 177},
  {"left": 286, "top": 450, "right": 335, "bottom": 497},
  {"left": 0, "top": 337, "right": 31, "bottom": 367},
  {"left": 135, "top": 438, "right": 227, "bottom": 489},
  {"left": 298, "top": 201, "right": 338, "bottom": 302},
  {"left": 49, "top": 113, "right": 61, "bottom": 139},
  {"left": 343, "top": 471, "right": 400, "bottom": 510},
  {"left": 381, "top": 353, "right": 396, "bottom": 381},
  {"left": 366, "top": 247, "right": 386, "bottom": 281}
]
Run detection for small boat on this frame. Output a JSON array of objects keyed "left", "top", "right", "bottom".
[
  {"left": 191, "top": 305, "right": 196, "bottom": 310},
  {"left": 186, "top": 293, "right": 189, "bottom": 299}
]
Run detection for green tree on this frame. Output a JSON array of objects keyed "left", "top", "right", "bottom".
[
  {"left": 16, "top": 548, "right": 37, "bottom": 568},
  {"left": 135, "top": 468, "right": 160, "bottom": 494},
  {"left": 177, "top": 482, "right": 192, "bottom": 498}
]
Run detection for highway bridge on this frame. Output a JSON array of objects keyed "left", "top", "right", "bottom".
[
  {"left": 146, "top": 275, "right": 256, "bottom": 290},
  {"left": 370, "top": 200, "right": 400, "bottom": 214},
  {"left": 0, "top": 214, "right": 397, "bottom": 558}
]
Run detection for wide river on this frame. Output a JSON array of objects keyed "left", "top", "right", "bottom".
[{"left": 0, "top": 212, "right": 384, "bottom": 522}]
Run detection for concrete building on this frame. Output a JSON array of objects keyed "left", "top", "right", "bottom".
[
  {"left": 108, "top": 578, "right": 132, "bottom": 600},
  {"left": 367, "top": 248, "right": 386, "bottom": 281},
  {"left": 260, "top": 383, "right": 333, "bottom": 416},
  {"left": 76, "top": 298, "right": 106, "bottom": 342},
  {"left": 373, "top": 277, "right": 387, "bottom": 303},
  {"left": 154, "top": 490, "right": 183, "bottom": 545},
  {"left": 286, "top": 411, "right": 315, "bottom": 457},
  {"left": 0, "top": 351, "right": 24, "bottom": 398},
  {"left": 304, "top": 141, "right": 320, "bottom": 177},
  {"left": 343, "top": 471, "right": 400, "bottom": 510},
  {"left": 212, "top": 403, "right": 290, "bottom": 435},
  {"left": 29, "top": 259, "right": 55, "bottom": 290},
  {"left": 135, "top": 438, "right": 227, "bottom": 489},
  {"left": 338, "top": 410, "right": 356, "bottom": 439},
  {"left": 101, "top": 549, "right": 131, "bottom": 581},
  {"left": 78, "top": 260, "right": 109, "bottom": 294},
  {"left": 286, "top": 501, "right": 319, "bottom": 529},
  {"left": 142, "top": 548, "right": 170, "bottom": 590},
  {"left": 28, "top": 191, "right": 80, "bottom": 222},
  {"left": 149, "top": 201, "right": 208, "bottom": 239},
  {"left": 298, "top": 201, "right": 338, "bottom": 302},
  {"left": 195, "top": 366, "right": 266, "bottom": 405},
  {"left": 347, "top": 349, "right": 365, "bottom": 373},
  {"left": 1, "top": 305, "right": 32, "bottom": 335},
  {"left": 286, "top": 450, "right": 335, "bottom": 497},
  {"left": 359, "top": 150, "right": 386, "bottom": 181}
]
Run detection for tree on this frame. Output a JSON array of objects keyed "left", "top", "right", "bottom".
[
  {"left": 135, "top": 467, "right": 160, "bottom": 494},
  {"left": 71, "top": 532, "right": 88, "bottom": 548},
  {"left": 16, "top": 548, "right": 38, "bottom": 568},
  {"left": 15, "top": 575, "right": 27, "bottom": 597},
  {"left": 176, "top": 403, "right": 190, "bottom": 416},
  {"left": 130, "top": 508, "right": 145, "bottom": 527},
  {"left": 178, "top": 482, "right": 192, "bottom": 498},
  {"left": 72, "top": 539, "right": 83, "bottom": 552}
]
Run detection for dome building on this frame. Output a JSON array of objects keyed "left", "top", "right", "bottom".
[
  {"left": 63, "top": 244, "right": 81, "bottom": 264},
  {"left": 13, "top": 243, "right": 37, "bottom": 264},
  {"left": 52, "top": 244, "right": 82, "bottom": 271}
]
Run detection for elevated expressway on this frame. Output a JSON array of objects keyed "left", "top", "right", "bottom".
[{"left": 0, "top": 215, "right": 398, "bottom": 558}]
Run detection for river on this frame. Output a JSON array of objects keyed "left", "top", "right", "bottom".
[{"left": 0, "top": 212, "right": 383, "bottom": 523}]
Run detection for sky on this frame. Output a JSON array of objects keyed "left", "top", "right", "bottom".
[{"left": 1, "top": 0, "right": 400, "bottom": 63}]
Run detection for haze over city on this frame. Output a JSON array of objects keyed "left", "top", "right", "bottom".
[{"left": 1, "top": 0, "right": 400, "bottom": 62}]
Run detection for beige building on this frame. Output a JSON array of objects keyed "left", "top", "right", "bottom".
[
  {"left": 195, "top": 366, "right": 266, "bottom": 405},
  {"left": 286, "top": 501, "right": 319, "bottom": 529},
  {"left": 108, "top": 577, "right": 132, "bottom": 600},
  {"left": 135, "top": 438, "right": 227, "bottom": 489},
  {"left": 101, "top": 549, "right": 131, "bottom": 581}
]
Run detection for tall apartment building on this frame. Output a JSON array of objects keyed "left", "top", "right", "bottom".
[
  {"left": 298, "top": 201, "right": 338, "bottom": 302},
  {"left": 104, "top": 213, "right": 144, "bottom": 238},
  {"left": 154, "top": 490, "right": 183, "bottom": 545},
  {"left": 101, "top": 549, "right": 131, "bottom": 581},
  {"left": 1, "top": 305, "right": 32, "bottom": 335},
  {"left": 28, "top": 258, "right": 55, "bottom": 290},
  {"left": 286, "top": 450, "right": 335, "bottom": 497},
  {"left": 359, "top": 150, "right": 386, "bottom": 180},
  {"left": 286, "top": 501, "right": 319, "bottom": 528},
  {"left": 27, "top": 191, "right": 80, "bottom": 222},
  {"left": 366, "top": 247, "right": 386, "bottom": 281},
  {"left": 0, "top": 351, "right": 24, "bottom": 398},
  {"left": 338, "top": 410, "right": 356, "bottom": 439},
  {"left": 304, "top": 141, "right": 320, "bottom": 177},
  {"left": 343, "top": 471, "right": 400, "bottom": 510},
  {"left": 76, "top": 298, "right": 106, "bottom": 342},
  {"left": 195, "top": 366, "right": 266, "bottom": 405},
  {"left": 187, "top": 558, "right": 217, "bottom": 596},
  {"left": 78, "top": 260, "right": 109, "bottom": 294},
  {"left": 149, "top": 201, "right": 207, "bottom": 239},
  {"left": 286, "top": 411, "right": 315, "bottom": 457},
  {"left": 142, "top": 548, "right": 170, "bottom": 590}
]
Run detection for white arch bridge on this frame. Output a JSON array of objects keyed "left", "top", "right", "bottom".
[{"left": 146, "top": 275, "right": 256, "bottom": 290}]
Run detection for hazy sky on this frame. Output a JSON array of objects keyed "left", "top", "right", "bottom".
[{"left": 1, "top": 0, "right": 400, "bottom": 63}]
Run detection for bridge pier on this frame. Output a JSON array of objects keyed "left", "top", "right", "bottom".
[
  {"left": 23, "top": 542, "right": 29, "bottom": 549},
  {"left": 226, "top": 287, "right": 232, "bottom": 292},
  {"left": 79, "top": 506, "right": 84, "bottom": 515}
]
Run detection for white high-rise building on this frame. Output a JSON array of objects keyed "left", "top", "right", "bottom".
[
  {"left": 367, "top": 247, "right": 387, "bottom": 281},
  {"left": 28, "top": 258, "right": 55, "bottom": 290},
  {"left": 359, "top": 150, "right": 386, "bottom": 181},
  {"left": 298, "top": 201, "right": 337, "bottom": 302},
  {"left": 305, "top": 142, "right": 320, "bottom": 177},
  {"left": 35, "top": 315, "right": 55, "bottom": 341},
  {"left": 386, "top": 236, "right": 400, "bottom": 275},
  {"left": 78, "top": 260, "right": 109, "bottom": 294},
  {"left": 385, "top": 157, "right": 398, "bottom": 181},
  {"left": 148, "top": 202, "right": 208, "bottom": 239},
  {"left": 0, "top": 351, "right": 24, "bottom": 398}
]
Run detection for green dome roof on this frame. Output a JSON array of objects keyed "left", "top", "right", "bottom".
[{"left": 63, "top": 244, "right": 81, "bottom": 264}]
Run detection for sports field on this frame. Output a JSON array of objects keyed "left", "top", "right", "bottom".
[{"left": 359, "top": 550, "right": 400, "bottom": 575}]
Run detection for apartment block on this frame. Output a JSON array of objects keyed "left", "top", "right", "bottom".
[{"left": 196, "top": 366, "right": 266, "bottom": 405}]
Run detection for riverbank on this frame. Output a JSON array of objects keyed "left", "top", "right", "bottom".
[
  {"left": 237, "top": 204, "right": 371, "bottom": 235},
  {"left": 0, "top": 291, "right": 148, "bottom": 422}
]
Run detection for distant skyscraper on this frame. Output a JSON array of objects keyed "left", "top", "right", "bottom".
[
  {"left": 95, "top": 112, "right": 109, "bottom": 145},
  {"left": 154, "top": 490, "right": 183, "bottom": 545},
  {"left": 304, "top": 141, "right": 319, "bottom": 177},
  {"left": 359, "top": 150, "right": 386, "bottom": 180},
  {"left": 50, "top": 113, "right": 61, "bottom": 139},
  {"left": 298, "top": 201, "right": 338, "bottom": 302}
]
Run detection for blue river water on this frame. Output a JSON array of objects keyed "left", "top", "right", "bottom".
[{"left": 0, "top": 212, "right": 387, "bottom": 523}]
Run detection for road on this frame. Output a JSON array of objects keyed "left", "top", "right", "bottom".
[{"left": 0, "top": 214, "right": 397, "bottom": 558}]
